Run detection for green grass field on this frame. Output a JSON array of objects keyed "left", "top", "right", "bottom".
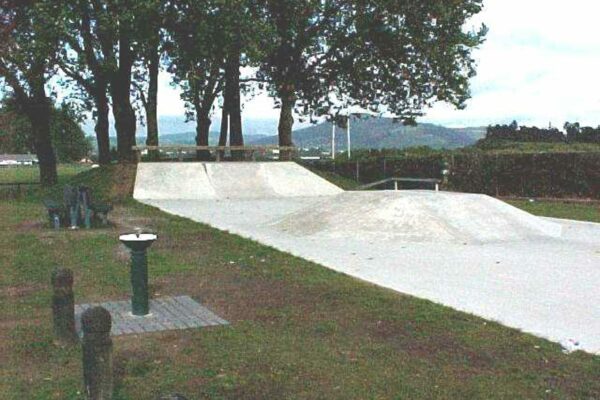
[
  {"left": 507, "top": 199, "right": 600, "bottom": 223},
  {"left": 1, "top": 165, "right": 598, "bottom": 399},
  {"left": 0, "top": 164, "right": 92, "bottom": 184}
]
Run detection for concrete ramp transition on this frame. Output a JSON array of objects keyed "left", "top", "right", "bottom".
[
  {"left": 134, "top": 162, "right": 342, "bottom": 200},
  {"left": 134, "top": 162, "right": 600, "bottom": 354}
]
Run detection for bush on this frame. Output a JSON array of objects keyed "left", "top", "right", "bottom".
[{"left": 310, "top": 151, "right": 600, "bottom": 199}]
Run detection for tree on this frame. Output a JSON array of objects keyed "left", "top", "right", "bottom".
[
  {"left": 58, "top": 0, "right": 112, "bottom": 165},
  {"left": 108, "top": 1, "right": 139, "bottom": 162},
  {"left": 217, "top": 0, "right": 266, "bottom": 160},
  {"left": 165, "top": 0, "right": 227, "bottom": 160},
  {"left": 0, "top": 97, "right": 91, "bottom": 161},
  {"left": 50, "top": 106, "right": 92, "bottom": 162},
  {"left": 0, "top": 0, "right": 62, "bottom": 185},
  {"left": 132, "top": 0, "right": 165, "bottom": 161},
  {"left": 254, "top": 0, "right": 486, "bottom": 159}
]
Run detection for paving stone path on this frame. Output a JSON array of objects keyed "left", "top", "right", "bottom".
[{"left": 75, "top": 295, "right": 228, "bottom": 336}]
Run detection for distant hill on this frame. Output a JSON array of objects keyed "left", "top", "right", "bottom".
[
  {"left": 87, "top": 116, "right": 486, "bottom": 151},
  {"left": 247, "top": 117, "right": 486, "bottom": 150},
  {"left": 82, "top": 115, "right": 281, "bottom": 137}
]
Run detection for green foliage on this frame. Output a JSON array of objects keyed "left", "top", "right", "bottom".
[
  {"left": 0, "top": 97, "right": 91, "bottom": 162},
  {"left": 253, "top": 0, "right": 487, "bottom": 122},
  {"left": 314, "top": 149, "right": 600, "bottom": 199}
]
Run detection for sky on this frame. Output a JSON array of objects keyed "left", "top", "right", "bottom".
[{"left": 155, "top": 0, "right": 600, "bottom": 129}]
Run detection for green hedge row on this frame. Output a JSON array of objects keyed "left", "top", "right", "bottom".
[{"left": 308, "top": 152, "right": 600, "bottom": 199}]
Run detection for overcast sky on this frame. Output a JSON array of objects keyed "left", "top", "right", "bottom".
[{"left": 155, "top": 0, "right": 600, "bottom": 128}]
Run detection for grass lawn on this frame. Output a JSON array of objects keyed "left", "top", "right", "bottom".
[
  {"left": 1, "top": 165, "right": 599, "bottom": 399},
  {"left": 0, "top": 164, "right": 92, "bottom": 184},
  {"left": 507, "top": 199, "right": 600, "bottom": 223}
]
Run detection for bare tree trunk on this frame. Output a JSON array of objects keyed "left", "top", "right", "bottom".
[
  {"left": 111, "top": 31, "right": 136, "bottom": 163},
  {"left": 94, "top": 84, "right": 111, "bottom": 165},
  {"left": 226, "top": 49, "right": 243, "bottom": 161},
  {"left": 278, "top": 92, "right": 295, "bottom": 161},
  {"left": 218, "top": 95, "right": 228, "bottom": 160},
  {"left": 145, "top": 44, "right": 160, "bottom": 161},
  {"left": 195, "top": 108, "right": 211, "bottom": 161},
  {"left": 30, "top": 80, "right": 57, "bottom": 186}
]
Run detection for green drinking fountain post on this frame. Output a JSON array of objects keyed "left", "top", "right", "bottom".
[{"left": 119, "top": 231, "right": 157, "bottom": 316}]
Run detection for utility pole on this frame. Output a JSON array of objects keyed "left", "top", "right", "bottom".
[
  {"left": 331, "top": 121, "right": 336, "bottom": 160},
  {"left": 346, "top": 114, "right": 351, "bottom": 158}
]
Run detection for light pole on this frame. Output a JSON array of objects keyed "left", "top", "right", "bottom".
[
  {"left": 331, "top": 122, "right": 336, "bottom": 160},
  {"left": 346, "top": 114, "right": 351, "bottom": 158}
]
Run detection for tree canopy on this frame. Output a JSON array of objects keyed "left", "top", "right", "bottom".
[
  {"left": 1, "top": 0, "right": 487, "bottom": 181},
  {"left": 0, "top": 96, "right": 91, "bottom": 161}
]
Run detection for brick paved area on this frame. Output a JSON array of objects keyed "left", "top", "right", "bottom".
[{"left": 75, "top": 295, "right": 228, "bottom": 336}]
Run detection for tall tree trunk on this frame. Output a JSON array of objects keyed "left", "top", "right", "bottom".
[
  {"left": 218, "top": 95, "right": 228, "bottom": 160},
  {"left": 278, "top": 91, "right": 295, "bottom": 161},
  {"left": 29, "top": 80, "right": 57, "bottom": 186},
  {"left": 145, "top": 44, "right": 160, "bottom": 161},
  {"left": 111, "top": 31, "right": 136, "bottom": 163},
  {"left": 195, "top": 107, "right": 211, "bottom": 161},
  {"left": 94, "top": 84, "right": 111, "bottom": 165},
  {"left": 226, "top": 49, "right": 243, "bottom": 161}
]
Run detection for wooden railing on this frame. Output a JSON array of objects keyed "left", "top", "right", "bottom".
[{"left": 132, "top": 145, "right": 297, "bottom": 162}]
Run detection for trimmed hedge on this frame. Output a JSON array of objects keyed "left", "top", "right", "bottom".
[{"left": 308, "top": 151, "right": 600, "bottom": 199}]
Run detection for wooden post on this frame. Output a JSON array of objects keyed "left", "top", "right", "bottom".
[
  {"left": 355, "top": 161, "right": 360, "bottom": 182},
  {"left": 51, "top": 268, "right": 78, "bottom": 344},
  {"left": 82, "top": 307, "right": 113, "bottom": 400}
]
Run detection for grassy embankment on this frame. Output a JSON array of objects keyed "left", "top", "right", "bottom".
[{"left": 0, "top": 165, "right": 598, "bottom": 399}]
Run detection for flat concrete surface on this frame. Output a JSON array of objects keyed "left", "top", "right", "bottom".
[
  {"left": 75, "top": 296, "right": 228, "bottom": 336},
  {"left": 135, "top": 162, "right": 600, "bottom": 353}
]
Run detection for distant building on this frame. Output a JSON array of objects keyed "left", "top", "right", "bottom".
[{"left": 0, "top": 154, "right": 38, "bottom": 166}]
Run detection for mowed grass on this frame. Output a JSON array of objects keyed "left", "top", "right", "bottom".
[
  {"left": 0, "top": 164, "right": 92, "bottom": 184},
  {"left": 0, "top": 165, "right": 599, "bottom": 399},
  {"left": 507, "top": 199, "right": 600, "bottom": 223}
]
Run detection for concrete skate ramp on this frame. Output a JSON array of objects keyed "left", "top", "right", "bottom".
[
  {"left": 134, "top": 162, "right": 342, "bottom": 200},
  {"left": 271, "top": 191, "right": 562, "bottom": 243},
  {"left": 134, "top": 162, "right": 600, "bottom": 353}
]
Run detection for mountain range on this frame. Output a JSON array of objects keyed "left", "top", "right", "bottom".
[
  {"left": 248, "top": 117, "right": 486, "bottom": 150},
  {"left": 84, "top": 116, "right": 486, "bottom": 150}
]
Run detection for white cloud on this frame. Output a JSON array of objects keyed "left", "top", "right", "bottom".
[{"left": 424, "top": 0, "right": 600, "bottom": 127}]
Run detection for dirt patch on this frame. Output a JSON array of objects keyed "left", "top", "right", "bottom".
[
  {"left": 0, "top": 283, "right": 46, "bottom": 298},
  {"left": 16, "top": 220, "right": 45, "bottom": 232}
]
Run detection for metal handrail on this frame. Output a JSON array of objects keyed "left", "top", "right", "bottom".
[{"left": 358, "top": 177, "right": 441, "bottom": 191}]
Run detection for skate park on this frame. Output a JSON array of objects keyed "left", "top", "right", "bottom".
[{"left": 134, "top": 161, "right": 600, "bottom": 354}]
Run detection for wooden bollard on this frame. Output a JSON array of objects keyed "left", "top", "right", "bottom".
[
  {"left": 81, "top": 306, "right": 113, "bottom": 400},
  {"left": 51, "top": 268, "right": 78, "bottom": 344}
]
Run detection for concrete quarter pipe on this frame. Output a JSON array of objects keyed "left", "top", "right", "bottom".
[{"left": 135, "top": 162, "right": 600, "bottom": 354}]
